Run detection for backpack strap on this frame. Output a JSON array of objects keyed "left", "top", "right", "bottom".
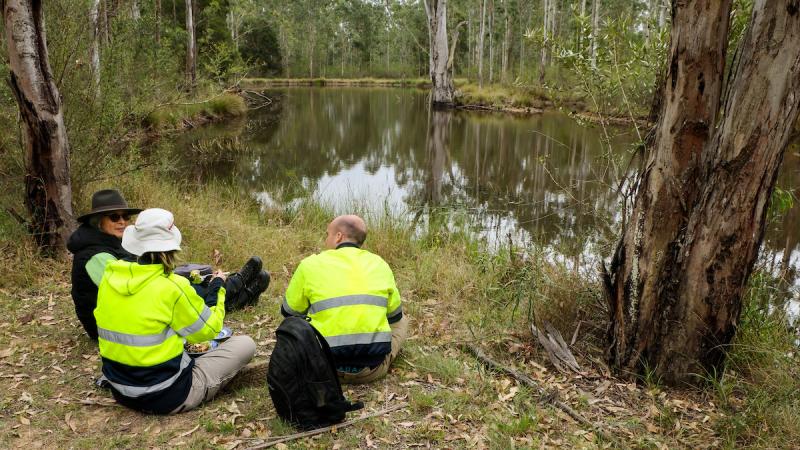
[{"left": 306, "top": 318, "right": 364, "bottom": 413}]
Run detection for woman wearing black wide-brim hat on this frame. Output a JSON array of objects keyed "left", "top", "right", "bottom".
[{"left": 67, "top": 189, "right": 142, "bottom": 340}]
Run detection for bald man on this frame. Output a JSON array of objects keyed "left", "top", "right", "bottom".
[{"left": 282, "top": 215, "right": 409, "bottom": 384}]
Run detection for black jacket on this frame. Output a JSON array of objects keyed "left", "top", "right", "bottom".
[{"left": 67, "top": 224, "right": 133, "bottom": 339}]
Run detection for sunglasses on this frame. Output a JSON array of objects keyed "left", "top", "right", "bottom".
[{"left": 105, "top": 212, "right": 131, "bottom": 223}]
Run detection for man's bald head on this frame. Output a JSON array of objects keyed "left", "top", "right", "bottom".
[{"left": 325, "top": 214, "right": 367, "bottom": 249}]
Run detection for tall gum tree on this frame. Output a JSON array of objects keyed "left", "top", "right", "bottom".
[
  {"left": 2, "top": 0, "right": 75, "bottom": 254},
  {"left": 185, "top": 0, "right": 197, "bottom": 89},
  {"left": 424, "top": 0, "right": 455, "bottom": 107},
  {"left": 604, "top": 0, "right": 800, "bottom": 384}
]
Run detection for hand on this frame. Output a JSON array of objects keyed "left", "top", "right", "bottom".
[{"left": 213, "top": 270, "right": 227, "bottom": 281}]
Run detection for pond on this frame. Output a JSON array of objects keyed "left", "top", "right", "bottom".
[{"left": 167, "top": 87, "right": 800, "bottom": 323}]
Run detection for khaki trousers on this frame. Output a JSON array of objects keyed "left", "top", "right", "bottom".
[
  {"left": 170, "top": 335, "right": 256, "bottom": 414},
  {"left": 338, "top": 315, "right": 409, "bottom": 384}
]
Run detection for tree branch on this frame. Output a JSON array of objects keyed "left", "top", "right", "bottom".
[{"left": 244, "top": 403, "right": 408, "bottom": 450}]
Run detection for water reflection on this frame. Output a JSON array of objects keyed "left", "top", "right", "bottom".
[{"left": 166, "top": 87, "right": 800, "bottom": 323}]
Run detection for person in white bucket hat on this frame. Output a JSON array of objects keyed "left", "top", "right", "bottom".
[{"left": 93, "top": 208, "right": 257, "bottom": 414}]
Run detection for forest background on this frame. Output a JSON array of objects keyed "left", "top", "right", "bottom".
[{"left": 1, "top": 0, "right": 799, "bottom": 448}]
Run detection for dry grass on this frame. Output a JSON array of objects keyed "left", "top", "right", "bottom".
[{"left": 0, "top": 172, "right": 795, "bottom": 448}]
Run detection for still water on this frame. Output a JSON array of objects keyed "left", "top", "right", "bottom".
[{"left": 169, "top": 87, "right": 800, "bottom": 322}]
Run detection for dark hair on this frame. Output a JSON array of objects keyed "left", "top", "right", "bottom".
[
  {"left": 140, "top": 251, "right": 178, "bottom": 275},
  {"left": 88, "top": 215, "right": 102, "bottom": 230}
]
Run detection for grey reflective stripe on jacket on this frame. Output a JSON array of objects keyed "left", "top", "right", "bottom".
[
  {"left": 281, "top": 297, "right": 307, "bottom": 316},
  {"left": 98, "top": 326, "right": 177, "bottom": 347},
  {"left": 307, "top": 294, "right": 388, "bottom": 315},
  {"left": 176, "top": 306, "right": 212, "bottom": 336},
  {"left": 325, "top": 331, "right": 392, "bottom": 347},
  {"left": 386, "top": 305, "right": 403, "bottom": 319},
  {"left": 106, "top": 353, "right": 192, "bottom": 398}
]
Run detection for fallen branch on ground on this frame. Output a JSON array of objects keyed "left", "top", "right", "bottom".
[
  {"left": 244, "top": 403, "right": 408, "bottom": 450},
  {"left": 462, "top": 344, "right": 615, "bottom": 443},
  {"left": 531, "top": 321, "right": 582, "bottom": 374}
]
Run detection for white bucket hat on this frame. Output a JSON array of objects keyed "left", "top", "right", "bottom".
[{"left": 122, "top": 208, "right": 182, "bottom": 256}]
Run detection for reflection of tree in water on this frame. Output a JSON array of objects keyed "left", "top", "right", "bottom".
[
  {"left": 403, "top": 108, "right": 633, "bottom": 258},
  {"left": 168, "top": 88, "right": 798, "bottom": 274},
  {"left": 166, "top": 94, "right": 284, "bottom": 184},
  {"left": 763, "top": 149, "right": 800, "bottom": 277}
]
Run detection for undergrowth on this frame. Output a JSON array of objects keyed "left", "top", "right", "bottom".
[{"left": 0, "top": 168, "right": 797, "bottom": 447}]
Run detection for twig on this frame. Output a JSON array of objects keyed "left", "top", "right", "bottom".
[
  {"left": 570, "top": 320, "right": 582, "bottom": 347},
  {"left": 5, "top": 207, "right": 27, "bottom": 226},
  {"left": 244, "top": 403, "right": 408, "bottom": 450},
  {"left": 462, "top": 344, "right": 615, "bottom": 443}
]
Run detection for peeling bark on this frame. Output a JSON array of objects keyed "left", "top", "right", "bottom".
[
  {"left": 424, "top": 0, "right": 455, "bottom": 107},
  {"left": 2, "top": 0, "right": 75, "bottom": 255},
  {"left": 607, "top": 0, "right": 800, "bottom": 384}
]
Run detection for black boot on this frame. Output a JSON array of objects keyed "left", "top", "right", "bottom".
[
  {"left": 224, "top": 274, "right": 247, "bottom": 313},
  {"left": 237, "top": 256, "right": 263, "bottom": 286},
  {"left": 244, "top": 270, "right": 270, "bottom": 307}
]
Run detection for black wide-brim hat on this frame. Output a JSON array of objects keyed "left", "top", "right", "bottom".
[{"left": 77, "top": 189, "right": 143, "bottom": 223}]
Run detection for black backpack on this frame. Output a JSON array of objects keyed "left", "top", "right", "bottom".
[{"left": 267, "top": 316, "right": 363, "bottom": 430}]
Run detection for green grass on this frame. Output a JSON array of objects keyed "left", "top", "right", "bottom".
[
  {"left": 0, "top": 169, "right": 797, "bottom": 448},
  {"left": 712, "top": 274, "right": 800, "bottom": 448},
  {"left": 456, "top": 82, "right": 587, "bottom": 112},
  {"left": 143, "top": 93, "right": 247, "bottom": 131}
]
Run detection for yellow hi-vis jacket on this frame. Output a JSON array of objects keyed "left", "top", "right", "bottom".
[
  {"left": 282, "top": 244, "right": 403, "bottom": 368},
  {"left": 95, "top": 259, "right": 226, "bottom": 414}
]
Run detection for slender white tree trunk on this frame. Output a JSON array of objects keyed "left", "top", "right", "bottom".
[
  {"left": 488, "top": 0, "right": 495, "bottom": 83},
  {"left": 478, "top": 0, "right": 486, "bottom": 87},
  {"left": 501, "top": 0, "right": 510, "bottom": 81},
  {"left": 518, "top": 0, "right": 527, "bottom": 78},
  {"left": 539, "top": 0, "right": 548, "bottom": 83},
  {"left": 591, "top": 0, "right": 600, "bottom": 69},
  {"left": 131, "top": 0, "right": 140, "bottom": 20},
  {"left": 185, "top": 0, "right": 196, "bottom": 89},
  {"left": 90, "top": 0, "right": 101, "bottom": 90},
  {"left": 467, "top": 7, "right": 472, "bottom": 70}
]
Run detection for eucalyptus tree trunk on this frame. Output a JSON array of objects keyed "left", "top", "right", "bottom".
[
  {"left": 478, "top": 0, "right": 486, "bottom": 87},
  {"left": 518, "top": 0, "right": 527, "bottom": 78},
  {"left": 185, "top": 0, "right": 196, "bottom": 89},
  {"left": 467, "top": 8, "right": 473, "bottom": 70},
  {"left": 90, "top": 0, "right": 101, "bottom": 89},
  {"left": 448, "top": 21, "right": 467, "bottom": 75},
  {"left": 103, "top": 0, "right": 110, "bottom": 44},
  {"left": 488, "top": 0, "right": 494, "bottom": 83},
  {"left": 155, "top": 0, "right": 161, "bottom": 44},
  {"left": 2, "top": 0, "right": 75, "bottom": 255},
  {"left": 604, "top": 0, "right": 800, "bottom": 385},
  {"left": 131, "top": 0, "right": 140, "bottom": 20},
  {"left": 424, "top": 0, "right": 455, "bottom": 107},
  {"left": 580, "top": 0, "right": 587, "bottom": 49},
  {"left": 539, "top": 0, "right": 548, "bottom": 83},
  {"left": 501, "top": 0, "right": 510, "bottom": 82},
  {"left": 590, "top": 0, "right": 600, "bottom": 69}
]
